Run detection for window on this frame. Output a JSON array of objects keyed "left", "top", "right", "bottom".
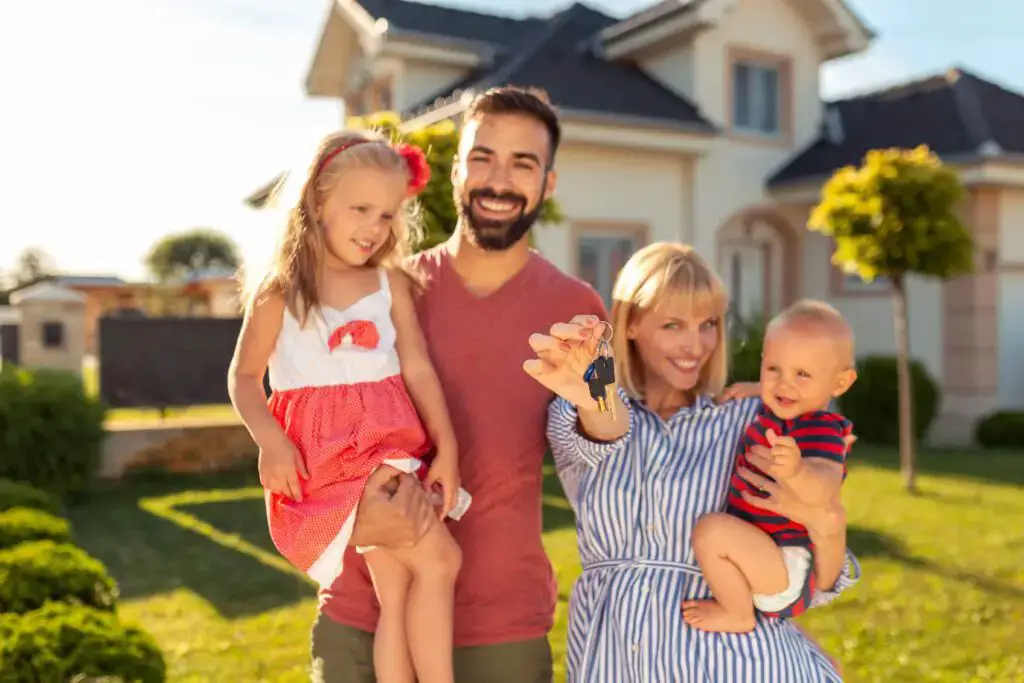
[
  {"left": 575, "top": 228, "right": 645, "bottom": 308},
  {"left": 732, "top": 60, "right": 781, "bottom": 136},
  {"left": 41, "top": 321, "right": 64, "bottom": 349}
]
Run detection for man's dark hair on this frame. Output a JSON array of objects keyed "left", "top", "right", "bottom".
[{"left": 463, "top": 86, "right": 562, "bottom": 166}]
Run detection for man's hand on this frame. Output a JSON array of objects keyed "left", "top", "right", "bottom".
[{"left": 350, "top": 468, "right": 433, "bottom": 549}]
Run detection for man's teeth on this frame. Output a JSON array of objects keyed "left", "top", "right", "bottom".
[{"left": 479, "top": 198, "right": 517, "bottom": 212}]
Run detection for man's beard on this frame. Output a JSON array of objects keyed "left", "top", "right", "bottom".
[{"left": 458, "top": 185, "right": 544, "bottom": 252}]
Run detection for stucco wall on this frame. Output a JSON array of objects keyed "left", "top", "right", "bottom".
[
  {"left": 534, "top": 144, "right": 694, "bottom": 272},
  {"left": 396, "top": 60, "right": 470, "bottom": 112}
]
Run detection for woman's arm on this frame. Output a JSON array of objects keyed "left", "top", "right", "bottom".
[
  {"left": 546, "top": 389, "right": 635, "bottom": 511},
  {"left": 389, "top": 269, "right": 456, "bottom": 454},
  {"left": 736, "top": 465, "right": 861, "bottom": 606}
]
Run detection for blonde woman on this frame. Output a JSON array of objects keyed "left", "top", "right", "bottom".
[{"left": 524, "top": 242, "right": 859, "bottom": 682}]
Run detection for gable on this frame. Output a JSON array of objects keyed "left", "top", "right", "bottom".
[{"left": 600, "top": 0, "right": 873, "bottom": 62}]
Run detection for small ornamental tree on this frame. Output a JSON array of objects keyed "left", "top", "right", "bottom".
[
  {"left": 808, "top": 145, "right": 974, "bottom": 492},
  {"left": 346, "top": 111, "right": 564, "bottom": 252}
]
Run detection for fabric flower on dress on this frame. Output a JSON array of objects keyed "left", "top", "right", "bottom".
[{"left": 327, "top": 320, "right": 380, "bottom": 351}]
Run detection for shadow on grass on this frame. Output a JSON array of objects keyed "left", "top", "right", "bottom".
[
  {"left": 68, "top": 467, "right": 314, "bottom": 619},
  {"left": 847, "top": 525, "right": 1023, "bottom": 599},
  {"left": 849, "top": 445, "right": 1024, "bottom": 489}
]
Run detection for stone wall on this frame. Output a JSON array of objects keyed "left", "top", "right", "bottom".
[{"left": 101, "top": 420, "right": 258, "bottom": 479}]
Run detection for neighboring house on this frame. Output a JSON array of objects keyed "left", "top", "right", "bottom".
[
  {"left": 177, "top": 267, "right": 243, "bottom": 317},
  {"left": 245, "top": 0, "right": 1024, "bottom": 442},
  {"left": 52, "top": 276, "right": 144, "bottom": 354},
  {"left": 6, "top": 272, "right": 242, "bottom": 354}
]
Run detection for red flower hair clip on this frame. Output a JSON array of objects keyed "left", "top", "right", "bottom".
[{"left": 396, "top": 143, "right": 431, "bottom": 195}]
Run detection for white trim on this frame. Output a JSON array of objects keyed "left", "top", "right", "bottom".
[
  {"left": 380, "top": 40, "right": 484, "bottom": 68},
  {"left": 601, "top": 10, "right": 710, "bottom": 61},
  {"left": 602, "top": 0, "right": 871, "bottom": 62},
  {"left": 562, "top": 120, "right": 713, "bottom": 155}
]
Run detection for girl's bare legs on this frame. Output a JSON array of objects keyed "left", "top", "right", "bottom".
[
  {"left": 385, "top": 516, "right": 462, "bottom": 683},
  {"left": 365, "top": 550, "right": 414, "bottom": 683},
  {"left": 683, "top": 512, "right": 790, "bottom": 633}
]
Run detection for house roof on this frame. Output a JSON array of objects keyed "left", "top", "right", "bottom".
[
  {"left": 400, "top": 2, "right": 715, "bottom": 132},
  {"left": 54, "top": 275, "right": 129, "bottom": 288},
  {"left": 9, "top": 281, "right": 87, "bottom": 305},
  {"left": 769, "top": 67, "right": 1024, "bottom": 187},
  {"left": 357, "top": 0, "right": 543, "bottom": 49}
]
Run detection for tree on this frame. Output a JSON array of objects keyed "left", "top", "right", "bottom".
[
  {"left": 345, "top": 111, "right": 565, "bottom": 251},
  {"left": 12, "top": 247, "right": 56, "bottom": 287},
  {"left": 145, "top": 228, "right": 241, "bottom": 282},
  {"left": 808, "top": 145, "right": 974, "bottom": 492}
]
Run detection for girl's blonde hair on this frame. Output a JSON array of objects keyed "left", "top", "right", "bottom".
[
  {"left": 251, "top": 129, "right": 422, "bottom": 325},
  {"left": 610, "top": 242, "right": 731, "bottom": 400}
]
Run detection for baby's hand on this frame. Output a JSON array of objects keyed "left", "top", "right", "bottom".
[
  {"left": 765, "top": 429, "right": 803, "bottom": 481},
  {"left": 424, "top": 447, "right": 460, "bottom": 520}
]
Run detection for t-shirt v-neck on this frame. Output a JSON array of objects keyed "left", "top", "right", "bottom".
[{"left": 440, "top": 247, "right": 541, "bottom": 305}]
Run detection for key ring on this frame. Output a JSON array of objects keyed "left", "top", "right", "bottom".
[{"left": 593, "top": 321, "right": 614, "bottom": 344}]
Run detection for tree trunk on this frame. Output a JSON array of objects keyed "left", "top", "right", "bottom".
[{"left": 892, "top": 274, "right": 917, "bottom": 493}]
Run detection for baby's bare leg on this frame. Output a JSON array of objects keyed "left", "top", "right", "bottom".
[
  {"left": 684, "top": 512, "right": 790, "bottom": 633},
  {"left": 385, "top": 517, "right": 462, "bottom": 683},
  {"left": 365, "top": 549, "right": 414, "bottom": 683}
]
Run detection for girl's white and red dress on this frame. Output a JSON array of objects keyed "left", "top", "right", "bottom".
[{"left": 265, "top": 267, "right": 471, "bottom": 588}]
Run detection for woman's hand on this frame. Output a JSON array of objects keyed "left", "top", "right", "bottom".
[
  {"left": 736, "top": 465, "right": 845, "bottom": 538},
  {"left": 716, "top": 382, "right": 761, "bottom": 404},
  {"left": 258, "top": 431, "right": 309, "bottom": 501},
  {"left": 523, "top": 315, "right": 604, "bottom": 408}
]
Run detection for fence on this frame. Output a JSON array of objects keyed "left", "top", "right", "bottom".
[
  {"left": 98, "top": 317, "right": 268, "bottom": 408},
  {"left": 0, "top": 325, "right": 19, "bottom": 366}
]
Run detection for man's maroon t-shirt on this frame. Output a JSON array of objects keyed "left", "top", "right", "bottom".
[{"left": 318, "top": 245, "right": 608, "bottom": 647}]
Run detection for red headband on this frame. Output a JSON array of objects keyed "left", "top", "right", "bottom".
[{"left": 316, "top": 140, "right": 431, "bottom": 195}]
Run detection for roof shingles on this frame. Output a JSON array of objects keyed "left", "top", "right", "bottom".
[
  {"left": 394, "top": 2, "right": 714, "bottom": 131},
  {"left": 769, "top": 68, "right": 1024, "bottom": 186}
]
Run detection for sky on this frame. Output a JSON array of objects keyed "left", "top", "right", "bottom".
[{"left": 2, "top": 0, "right": 1021, "bottom": 281}]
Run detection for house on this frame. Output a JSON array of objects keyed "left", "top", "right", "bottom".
[{"left": 246, "top": 0, "right": 1024, "bottom": 442}]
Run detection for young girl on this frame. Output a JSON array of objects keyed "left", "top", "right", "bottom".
[{"left": 228, "top": 129, "right": 471, "bottom": 683}]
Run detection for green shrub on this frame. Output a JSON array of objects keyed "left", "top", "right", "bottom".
[
  {"left": 0, "top": 602, "right": 166, "bottom": 683},
  {"left": 0, "top": 540, "right": 117, "bottom": 614},
  {"left": 0, "top": 367, "right": 106, "bottom": 500},
  {"left": 0, "top": 508, "right": 71, "bottom": 550},
  {"left": 728, "top": 314, "right": 766, "bottom": 383},
  {"left": 975, "top": 410, "right": 1024, "bottom": 450},
  {"left": 0, "top": 478, "right": 61, "bottom": 515},
  {"left": 838, "top": 355, "right": 940, "bottom": 445}
]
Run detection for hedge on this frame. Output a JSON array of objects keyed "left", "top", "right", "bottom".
[
  {"left": 838, "top": 355, "right": 940, "bottom": 445},
  {"left": 0, "top": 540, "right": 118, "bottom": 615},
  {"left": 0, "top": 367, "right": 106, "bottom": 500},
  {"left": 0, "top": 508, "right": 72, "bottom": 550},
  {"left": 0, "top": 602, "right": 166, "bottom": 682},
  {"left": 975, "top": 410, "right": 1024, "bottom": 450},
  {"left": 0, "top": 478, "right": 61, "bottom": 515}
]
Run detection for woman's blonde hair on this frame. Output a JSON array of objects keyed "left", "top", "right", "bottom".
[
  {"left": 610, "top": 242, "right": 731, "bottom": 400},
  {"left": 250, "top": 129, "right": 422, "bottom": 325}
]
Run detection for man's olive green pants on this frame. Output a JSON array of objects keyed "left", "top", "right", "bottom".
[{"left": 310, "top": 614, "right": 553, "bottom": 683}]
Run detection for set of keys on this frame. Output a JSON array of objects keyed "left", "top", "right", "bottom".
[{"left": 583, "top": 322, "right": 616, "bottom": 420}]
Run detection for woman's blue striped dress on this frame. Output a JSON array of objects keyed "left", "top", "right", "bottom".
[{"left": 547, "top": 391, "right": 861, "bottom": 682}]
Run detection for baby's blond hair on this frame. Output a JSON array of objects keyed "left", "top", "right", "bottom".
[{"left": 769, "top": 299, "right": 855, "bottom": 365}]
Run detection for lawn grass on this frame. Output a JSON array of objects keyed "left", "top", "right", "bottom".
[{"left": 66, "top": 447, "right": 1023, "bottom": 682}]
